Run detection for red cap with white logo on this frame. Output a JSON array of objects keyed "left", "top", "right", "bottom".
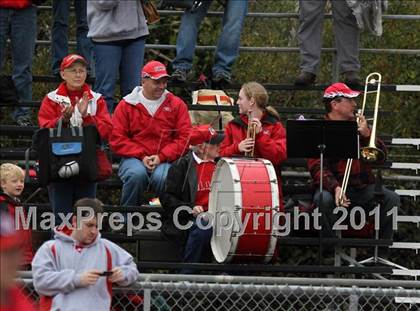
[
  {"left": 141, "top": 60, "right": 170, "bottom": 80},
  {"left": 323, "top": 82, "right": 360, "bottom": 99}
]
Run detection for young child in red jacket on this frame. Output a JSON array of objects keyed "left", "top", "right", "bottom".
[{"left": 0, "top": 163, "right": 34, "bottom": 269}]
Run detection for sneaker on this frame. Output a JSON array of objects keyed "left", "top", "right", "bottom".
[
  {"left": 343, "top": 71, "right": 362, "bottom": 88},
  {"left": 15, "top": 115, "right": 33, "bottom": 127},
  {"left": 171, "top": 68, "right": 188, "bottom": 82},
  {"left": 295, "top": 71, "right": 316, "bottom": 86},
  {"left": 212, "top": 71, "right": 231, "bottom": 89}
]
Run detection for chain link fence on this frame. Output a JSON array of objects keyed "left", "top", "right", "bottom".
[{"left": 18, "top": 273, "right": 420, "bottom": 310}]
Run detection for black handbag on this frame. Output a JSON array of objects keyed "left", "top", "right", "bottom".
[
  {"left": 158, "top": 0, "right": 203, "bottom": 12},
  {"left": 28, "top": 121, "right": 98, "bottom": 186}
]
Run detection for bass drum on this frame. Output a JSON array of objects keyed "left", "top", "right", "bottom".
[{"left": 209, "top": 157, "right": 279, "bottom": 263}]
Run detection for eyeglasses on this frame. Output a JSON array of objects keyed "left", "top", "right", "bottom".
[{"left": 64, "top": 68, "right": 87, "bottom": 75}]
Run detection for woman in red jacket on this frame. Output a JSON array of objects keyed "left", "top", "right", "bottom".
[
  {"left": 219, "top": 81, "right": 287, "bottom": 205},
  {"left": 38, "top": 54, "right": 112, "bottom": 224}
]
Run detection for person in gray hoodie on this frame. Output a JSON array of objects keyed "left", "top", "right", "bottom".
[
  {"left": 32, "top": 198, "right": 140, "bottom": 311},
  {"left": 87, "top": 0, "right": 149, "bottom": 112}
]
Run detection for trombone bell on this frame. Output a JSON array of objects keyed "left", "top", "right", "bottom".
[{"left": 360, "top": 146, "right": 385, "bottom": 162}]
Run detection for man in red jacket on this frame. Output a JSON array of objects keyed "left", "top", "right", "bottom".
[
  {"left": 0, "top": 0, "right": 42, "bottom": 126},
  {"left": 110, "top": 60, "right": 192, "bottom": 207}
]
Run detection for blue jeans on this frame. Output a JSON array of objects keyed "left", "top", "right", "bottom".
[
  {"left": 181, "top": 219, "right": 213, "bottom": 274},
  {"left": 93, "top": 37, "right": 146, "bottom": 112},
  {"left": 51, "top": 0, "right": 94, "bottom": 75},
  {"left": 313, "top": 184, "right": 399, "bottom": 239},
  {"left": 118, "top": 158, "right": 171, "bottom": 206},
  {"left": 172, "top": 0, "right": 248, "bottom": 77},
  {"left": 0, "top": 6, "right": 36, "bottom": 119},
  {"left": 48, "top": 182, "right": 97, "bottom": 226}
]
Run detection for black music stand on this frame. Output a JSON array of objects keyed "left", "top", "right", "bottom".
[{"left": 286, "top": 120, "right": 359, "bottom": 262}]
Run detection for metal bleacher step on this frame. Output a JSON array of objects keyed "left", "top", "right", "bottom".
[
  {"left": 391, "top": 163, "right": 420, "bottom": 174},
  {"left": 395, "top": 189, "right": 420, "bottom": 199},
  {"left": 397, "top": 215, "right": 420, "bottom": 226},
  {"left": 392, "top": 138, "right": 420, "bottom": 148},
  {"left": 390, "top": 242, "right": 420, "bottom": 253}
]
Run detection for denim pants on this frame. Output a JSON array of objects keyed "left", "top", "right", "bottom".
[
  {"left": 93, "top": 37, "right": 146, "bottom": 112},
  {"left": 0, "top": 6, "right": 36, "bottom": 120},
  {"left": 51, "top": 0, "right": 94, "bottom": 75},
  {"left": 48, "top": 182, "right": 97, "bottom": 226},
  {"left": 181, "top": 218, "right": 213, "bottom": 274},
  {"left": 172, "top": 0, "right": 248, "bottom": 77},
  {"left": 118, "top": 158, "right": 171, "bottom": 206},
  {"left": 313, "top": 184, "right": 400, "bottom": 239}
]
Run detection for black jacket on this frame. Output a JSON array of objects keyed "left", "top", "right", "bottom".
[{"left": 160, "top": 151, "right": 198, "bottom": 249}]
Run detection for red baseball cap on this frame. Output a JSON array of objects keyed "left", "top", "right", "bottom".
[
  {"left": 60, "top": 54, "right": 88, "bottom": 71},
  {"left": 323, "top": 82, "right": 360, "bottom": 99},
  {"left": 0, "top": 211, "right": 22, "bottom": 251},
  {"left": 141, "top": 60, "right": 170, "bottom": 80},
  {"left": 189, "top": 125, "right": 225, "bottom": 146}
]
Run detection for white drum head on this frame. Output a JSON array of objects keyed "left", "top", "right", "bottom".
[{"left": 209, "top": 158, "right": 241, "bottom": 263}]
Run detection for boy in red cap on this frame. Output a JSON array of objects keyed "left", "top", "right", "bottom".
[
  {"left": 307, "top": 82, "right": 399, "bottom": 239},
  {"left": 160, "top": 126, "right": 224, "bottom": 273},
  {"left": 0, "top": 211, "right": 36, "bottom": 311},
  {"left": 0, "top": 163, "right": 33, "bottom": 269},
  {"left": 38, "top": 53, "right": 112, "bottom": 225},
  {"left": 110, "top": 60, "right": 191, "bottom": 208}
]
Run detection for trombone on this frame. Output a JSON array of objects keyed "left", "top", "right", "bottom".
[{"left": 338, "top": 72, "right": 385, "bottom": 205}]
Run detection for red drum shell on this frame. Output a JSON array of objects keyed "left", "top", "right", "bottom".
[{"left": 209, "top": 158, "right": 279, "bottom": 263}]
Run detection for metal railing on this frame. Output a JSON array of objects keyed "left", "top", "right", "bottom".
[{"left": 18, "top": 273, "right": 420, "bottom": 311}]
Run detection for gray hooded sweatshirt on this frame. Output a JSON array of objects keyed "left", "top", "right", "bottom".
[
  {"left": 32, "top": 228, "right": 139, "bottom": 311},
  {"left": 87, "top": 0, "right": 149, "bottom": 42}
]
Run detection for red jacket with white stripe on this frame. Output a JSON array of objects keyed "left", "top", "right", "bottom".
[
  {"left": 38, "top": 82, "right": 112, "bottom": 141},
  {"left": 110, "top": 86, "right": 192, "bottom": 162}
]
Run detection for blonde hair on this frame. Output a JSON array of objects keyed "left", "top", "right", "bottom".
[
  {"left": 0, "top": 163, "right": 25, "bottom": 183},
  {"left": 241, "top": 81, "right": 280, "bottom": 120}
]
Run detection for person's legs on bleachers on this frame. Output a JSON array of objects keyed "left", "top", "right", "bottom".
[
  {"left": 181, "top": 218, "right": 213, "bottom": 274},
  {"left": 51, "top": 0, "right": 70, "bottom": 76},
  {"left": 212, "top": 0, "right": 248, "bottom": 82},
  {"left": 48, "top": 182, "right": 75, "bottom": 226},
  {"left": 313, "top": 189, "right": 336, "bottom": 237},
  {"left": 93, "top": 42, "right": 122, "bottom": 112},
  {"left": 118, "top": 158, "right": 149, "bottom": 206},
  {"left": 380, "top": 186, "right": 400, "bottom": 239},
  {"left": 74, "top": 182, "right": 97, "bottom": 204},
  {"left": 10, "top": 5, "right": 36, "bottom": 125},
  {"left": 74, "top": 0, "right": 94, "bottom": 76},
  {"left": 347, "top": 184, "right": 399, "bottom": 240},
  {"left": 171, "top": 0, "right": 211, "bottom": 81},
  {"left": 120, "top": 37, "right": 145, "bottom": 98},
  {"left": 149, "top": 162, "right": 171, "bottom": 197},
  {"left": 296, "top": 0, "right": 326, "bottom": 84},
  {"left": 331, "top": 0, "right": 361, "bottom": 85}
]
